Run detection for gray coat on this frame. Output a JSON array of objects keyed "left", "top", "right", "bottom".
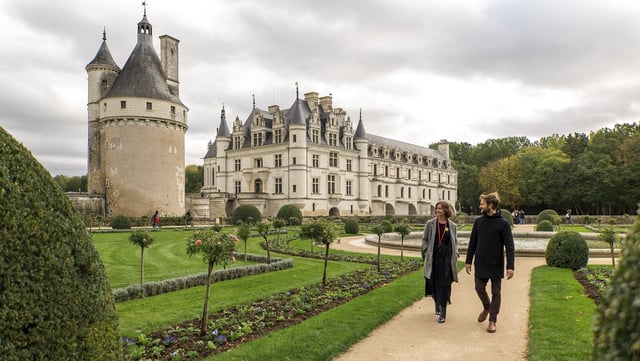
[{"left": 422, "top": 218, "right": 459, "bottom": 282}]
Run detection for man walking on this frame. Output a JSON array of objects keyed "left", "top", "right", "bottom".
[{"left": 465, "top": 192, "right": 515, "bottom": 333}]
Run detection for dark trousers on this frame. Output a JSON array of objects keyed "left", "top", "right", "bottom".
[{"left": 474, "top": 276, "right": 502, "bottom": 322}]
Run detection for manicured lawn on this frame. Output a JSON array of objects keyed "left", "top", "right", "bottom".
[{"left": 528, "top": 266, "right": 596, "bottom": 361}]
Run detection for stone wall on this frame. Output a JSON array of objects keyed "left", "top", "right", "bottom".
[{"left": 66, "top": 192, "right": 106, "bottom": 217}]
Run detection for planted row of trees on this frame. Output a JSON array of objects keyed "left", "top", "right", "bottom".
[{"left": 436, "top": 122, "right": 640, "bottom": 215}]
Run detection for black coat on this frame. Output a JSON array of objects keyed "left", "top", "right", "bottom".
[{"left": 465, "top": 209, "right": 515, "bottom": 279}]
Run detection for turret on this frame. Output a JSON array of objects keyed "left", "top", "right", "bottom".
[{"left": 354, "top": 110, "right": 370, "bottom": 205}]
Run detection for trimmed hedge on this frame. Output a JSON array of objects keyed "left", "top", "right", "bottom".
[
  {"left": 113, "top": 254, "right": 294, "bottom": 302},
  {"left": 232, "top": 204, "right": 262, "bottom": 224},
  {"left": 0, "top": 127, "right": 121, "bottom": 360},
  {"left": 111, "top": 214, "right": 131, "bottom": 229},
  {"left": 276, "top": 204, "right": 303, "bottom": 225},
  {"left": 537, "top": 209, "right": 560, "bottom": 224},
  {"left": 593, "top": 212, "right": 640, "bottom": 360},
  {"left": 536, "top": 219, "right": 554, "bottom": 231},
  {"left": 344, "top": 218, "right": 360, "bottom": 234},
  {"left": 544, "top": 231, "right": 589, "bottom": 270}
]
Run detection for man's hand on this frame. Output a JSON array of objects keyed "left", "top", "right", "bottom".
[
  {"left": 506, "top": 269, "right": 514, "bottom": 280},
  {"left": 465, "top": 264, "right": 472, "bottom": 275}
]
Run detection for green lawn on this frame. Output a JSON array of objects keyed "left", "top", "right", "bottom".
[{"left": 528, "top": 266, "right": 596, "bottom": 361}]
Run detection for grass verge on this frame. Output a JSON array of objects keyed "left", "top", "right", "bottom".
[{"left": 528, "top": 266, "right": 596, "bottom": 361}]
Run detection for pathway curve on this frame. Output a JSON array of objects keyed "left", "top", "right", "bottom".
[{"left": 330, "top": 225, "right": 610, "bottom": 361}]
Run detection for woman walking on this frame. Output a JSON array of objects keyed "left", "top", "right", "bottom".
[{"left": 422, "top": 200, "right": 459, "bottom": 323}]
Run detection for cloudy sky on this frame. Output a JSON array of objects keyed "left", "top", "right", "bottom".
[{"left": 2, "top": 0, "right": 640, "bottom": 176}]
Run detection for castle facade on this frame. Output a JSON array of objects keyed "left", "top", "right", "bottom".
[
  {"left": 201, "top": 90, "right": 457, "bottom": 218},
  {"left": 86, "top": 12, "right": 188, "bottom": 217}
]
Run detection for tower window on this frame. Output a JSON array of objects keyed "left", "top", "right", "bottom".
[
  {"left": 101, "top": 79, "right": 108, "bottom": 88},
  {"left": 103, "top": 102, "right": 107, "bottom": 111},
  {"left": 146, "top": 102, "right": 153, "bottom": 110},
  {"left": 171, "top": 106, "right": 176, "bottom": 114},
  {"left": 120, "top": 101, "right": 126, "bottom": 109}
]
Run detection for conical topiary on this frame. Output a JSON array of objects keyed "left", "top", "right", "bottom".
[
  {"left": 0, "top": 127, "right": 121, "bottom": 360},
  {"left": 592, "top": 210, "right": 640, "bottom": 360}
]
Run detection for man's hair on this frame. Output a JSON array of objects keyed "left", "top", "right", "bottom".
[
  {"left": 480, "top": 192, "right": 500, "bottom": 210},
  {"left": 436, "top": 200, "right": 455, "bottom": 219}
]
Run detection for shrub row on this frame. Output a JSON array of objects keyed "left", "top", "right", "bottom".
[{"left": 113, "top": 254, "right": 293, "bottom": 303}]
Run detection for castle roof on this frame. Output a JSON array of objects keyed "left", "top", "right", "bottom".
[
  {"left": 367, "top": 134, "right": 444, "bottom": 158},
  {"left": 104, "top": 15, "right": 182, "bottom": 104},
  {"left": 216, "top": 106, "right": 230, "bottom": 137},
  {"left": 354, "top": 113, "right": 367, "bottom": 139},
  {"left": 285, "top": 98, "right": 311, "bottom": 126},
  {"left": 86, "top": 32, "right": 120, "bottom": 71}
]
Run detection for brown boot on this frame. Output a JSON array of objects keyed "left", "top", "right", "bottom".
[{"left": 477, "top": 309, "right": 489, "bottom": 322}]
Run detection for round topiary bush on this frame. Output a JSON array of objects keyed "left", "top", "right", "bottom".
[
  {"left": 502, "top": 210, "right": 514, "bottom": 227},
  {"left": 0, "top": 127, "right": 121, "bottom": 360},
  {"left": 544, "top": 231, "right": 589, "bottom": 270},
  {"left": 344, "top": 218, "right": 360, "bottom": 234},
  {"left": 111, "top": 214, "right": 131, "bottom": 229},
  {"left": 232, "top": 204, "right": 262, "bottom": 224},
  {"left": 380, "top": 219, "right": 393, "bottom": 233},
  {"left": 536, "top": 220, "right": 554, "bottom": 231},
  {"left": 537, "top": 209, "right": 559, "bottom": 224},
  {"left": 276, "top": 204, "right": 302, "bottom": 225},
  {"left": 593, "top": 212, "right": 640, "bottom": 360}
]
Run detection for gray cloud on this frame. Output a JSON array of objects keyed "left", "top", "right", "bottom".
[{"left": 1, "top": 0, "right": 639, "bottom": 176}]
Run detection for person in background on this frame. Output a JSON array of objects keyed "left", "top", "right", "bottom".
[
  {"left": 152, "top": 210, "right": 160, "bottom": 229},
  {"left": 465, "top": 192, "right": 515, "bottom": 333},
  {"left": 422, "top": 200, "right": 459, "bottom": 323}
]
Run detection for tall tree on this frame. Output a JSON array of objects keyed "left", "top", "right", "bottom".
[{"left": 185, "top": 164, "right": 204, "bottom": 194}]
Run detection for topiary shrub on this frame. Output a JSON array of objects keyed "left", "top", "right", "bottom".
[
  {"left": 593, "top": 211, "right": 640, "bottom": 360},
  {"left": 502, "top": 210, "right": 514, "bottom": 227},
  {"left": 276, "top": 204, "right": 302, "bottom": 225},
  {"left": 537, "top": 209, "right": 559, "bottom": 224},
  {"left": 544, "top": 231, "right": 589, "bottom": 270},
  {"left": 0, "top": 127, "right": 121, "bottom": 360},
  {"left": 344, "top": 218, "right": 360, "bottom": 234},
  {"left": 232, "top": 204, "right": 262, "bottom": 225},
  {"left": 380, "top": 219, "right": 393, "bottom": 233},
  {"left": 536, "top": 220, "right": 554, "bottom": 232},
  {"left": 111, "top": 214, "right": 131, "bottom": 229}
]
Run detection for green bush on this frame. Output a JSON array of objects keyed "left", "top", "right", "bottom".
[
  {"left": 593, "top": 211, "right": 640, "bottom": 360},
  {"left": 380, "top": 219, "right": 393, "bottom": 233},
  {"left": 502, "top": 210, "right": 514, "bottom": 227},
  {"left": 537, "top": 209, "right": 559, "bottom": 224},
  {"left": 232, "top": 204, "right": 262, "bottom": 224},
  {"left": 111, "top": 215, "right": 131, "bottom": 229},
  {"left": 544, "top": 231, "right": 589, "bottom": 270},
  {"left": 536, "top": 220, "right": 554, "bottom": 232},
  {"left": 276, "top": 204, "right": 302, "bottom": 225},
  {"left": 344, "top": 218, "right": 360, "bottom": 234},
  {"left": 0, "top": 127, "right": 121, "bottom": 360}
]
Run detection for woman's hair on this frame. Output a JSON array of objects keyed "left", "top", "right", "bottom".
[
  {"left": 480, "top": 192, "right": 500, "bottom": 210},
  {"left": 436, "top": 200, "right": 455, "bottom": 219}
]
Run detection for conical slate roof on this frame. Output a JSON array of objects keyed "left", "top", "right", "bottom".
[
  {"left": 217, "top": 106, "right": 230, "bottom": 137},
  {"left": 104, "top": 16, "right": 182, "bottom": 104},
  {"left": 354, "top": 113, "right": 367, "bottom": 139},
  {"left": 285, "top": 98, "right": 311, "bottom": 126},
  {"left": 86, "top": 33, "right": 120, "bottom": 71}
]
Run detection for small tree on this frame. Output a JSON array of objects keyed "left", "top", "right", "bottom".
[
  {"left": 236, "top": 221, "right": 251, "bottom": 266},
  {"left": 186, "top": 229, "right": 238, "bottom": 335},
  {"left": 371, "top": 224, "right": 385, "bottom": 272},
  {"left": 128, "top": 230, "right": 154, "bottom": 286},
  {"left": 300, "top": 220, "right": 338, "bottom": 286},
  {"left": 599, "top": 225, "right": 618, "bottom": 269},
  {"left": 255, "top": 221, "right": 273, "bottom": 264},
  {"left": 394, "top": 221, "right": 412, "bottom": 262},
  {"left": 272, "top": 218, "right": 286, "bottom": 246}
]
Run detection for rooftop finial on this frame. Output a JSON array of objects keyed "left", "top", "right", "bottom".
[
  {"left": 102, "top": 27, "right": 107, "bottom": 41},
  {"left": 295, "top": 82, "right": 299, "bottom": 99},
  {"left": 142, "top": 1, "right": 147, "bottom": 16},
  {"left": 252, "top": 94, "right": 255, "bottom": 110},
  {"left": 359, "top": 108, "right": 362, "bottom": 120}
]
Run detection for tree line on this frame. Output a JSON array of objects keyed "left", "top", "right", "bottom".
[{"left": 437, "top": 122, "right": 640, "bottom": 216}]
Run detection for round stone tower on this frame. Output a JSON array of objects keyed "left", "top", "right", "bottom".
[{"left": 86, "top": 12, "right": 188, "bottom": 217}]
